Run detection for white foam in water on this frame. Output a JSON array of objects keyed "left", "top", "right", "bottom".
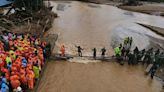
[{"left": 68, "top": 57, "right": 101, "bottom": 64}]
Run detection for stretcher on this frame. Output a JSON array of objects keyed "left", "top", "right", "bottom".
[{"left": 145, "top": 64, "right": 153, "bottom": 73}]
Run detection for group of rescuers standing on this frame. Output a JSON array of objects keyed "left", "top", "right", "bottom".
[
  {"left": 0, "top": 31, "right": 51, "bottom": 92},
  {"left": 60, "top": 37, "right": 164, "bottom": 85}
]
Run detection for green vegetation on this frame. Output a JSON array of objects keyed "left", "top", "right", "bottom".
[{"left": 13, "top": 0, "right": 43, "bottom": 12}]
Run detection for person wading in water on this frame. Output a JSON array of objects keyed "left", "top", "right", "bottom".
[
  {"left": 75, "top": 46, "right": 83, "bottom": 57},
  {"left": 92, "top": 48, "right": 97, "bottom": 59}
]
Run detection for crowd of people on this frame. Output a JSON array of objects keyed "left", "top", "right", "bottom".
[
  {"left": 60, "top": 37, "right": 164, "bottom": 80},
  {"left": 114, "top": 37, "right": 164, "bottom": 79},
  {"left": 0, "top": 31, "right": 51, "bottom": 92}
]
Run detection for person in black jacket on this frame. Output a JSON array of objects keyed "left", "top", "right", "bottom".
[
  {"left": 92, "top": 48, "right": 96, "bottom": 59},
  {"left": 101, "top": 47, "right": 106, "bottom": 58},
  {"left": 76, "top": 46, "right": 83, "bottom": 57}
]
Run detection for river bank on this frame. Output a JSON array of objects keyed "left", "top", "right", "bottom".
[
  {"left": 138, "top": 23, "right": 164, "bottom": 37},
  {"left": 118, "top": 3, "right": 164, "bottom": 16}
]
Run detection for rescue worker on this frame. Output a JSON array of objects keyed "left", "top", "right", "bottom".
[
  {"left": 5, "top": 55, "right": 12, "bottom": 65},
  {"left": 101, "top": 47, "right": 106, "bottom": 58},
  {"left": 33, "top": 64, "right": 40, "bottom": 80},
  {"left": 19, "top": 67, "right": 27, "bottom": 89},
  {"left": 155, "top": 49, "right": 160, "bottom": 55},
  {"left": 114, "top": 47, "right": 121, "bottom": 57},
  {"left": 127, "top": 52, "right": 134, "bottom": 65},
  {"left": 158, "top": 52, "right": 164, "bottom": 67},
  {"left": 137, "top": 49, "right": 145, "bottom": 62},
  {"left": 121, "top": 47, "right": 126, "bottom": 58},
  {"left": 60, "top": 45, "right": 65, "bottom": 56},
  {"left": 26, "top": 69, "right": 35, "bottom": 89},
  {"left": 114, "top": 46, "right": 123, "bottom": 64},
  {"left": 21, "top": 57, "right": 27, "bottom": 68},
  {"left": 119, "top": 44, "right": 122, "bottom": 49},
  {"left": 92, "top": 48, "right": 96, "bottom": 59},
  {"left": 0, "top": 31, "right": 48, "bottom": 91},
  {"left": 124, "top": 37, "right": 129, "bottom": 45},
  {"left": 133, "top": 47, "right": 139, "bottom": 55},
  {"left": 76, "top": 46, "right": 83, "bottom": 57},
  {"left": 7, "top": 62, "right": 12, "bottom": 72},
  {"left": 124, "top": 43, "right": 131, "bottom": 58},
  {"left": 148, "top": 48, "right": 154, "bottom": 55},
  {"left": 133, "top": 47, "right": 139, "bottom": 64},
  {"left": 143, "top": 49, "right": 152, "bottom": 66},
  {"left": 10, "top": 75, "right": 21, "bottom": 90},
  {"left": 129, "top": 37, "right": 133, "bottom": 47},
  {"left": 1, "top": 81, "right": 9, "bottom": 92},
  {"left": 149, "top": 62, "right": 158, "bottom": 79}
]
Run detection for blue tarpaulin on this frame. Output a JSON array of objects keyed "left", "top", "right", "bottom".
[{"left": 0, "top": 0, "right": 13, "bottom": 7}]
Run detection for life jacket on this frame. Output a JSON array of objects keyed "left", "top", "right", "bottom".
[
  {"left": 33, "top": 66, "right": 40, "bottom": 79},
  {"left": 5, "top": 56, "right": 12, "bottom": 65},
  {"left": 9, "top": 50, "right": 16, "bottom": 61},
  {"left": 114, "top": 47, "right": 121, "bottom": 56}
]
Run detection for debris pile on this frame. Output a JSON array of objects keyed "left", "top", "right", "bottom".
[{"left": 0, "top": 7, "right": 57, "bottom": 38}]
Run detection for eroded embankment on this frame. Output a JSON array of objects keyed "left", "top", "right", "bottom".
[{"left": 118, "top": 4, "right": 164, "bottom": 16}]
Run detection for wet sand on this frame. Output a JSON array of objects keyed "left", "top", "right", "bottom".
[{"left": 37, "top": 61, "right": 163, "bottom": 92}]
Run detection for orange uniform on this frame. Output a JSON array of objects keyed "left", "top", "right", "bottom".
[
  {"left": 10, "top": 75, "right": 21, "bottom": 89},
  {"left": 20, "top": 68, "right": 27, "bottom": 85},
  {"left": 26, "top": 70, "right": 35, "bottom": 89},
  {"left": 60, "top": 45, "right": 65, "bottom": 56}
]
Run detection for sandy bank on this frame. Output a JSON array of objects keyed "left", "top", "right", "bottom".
[{"left": 119, "top": 4, "right": 164, "bottom": 16}]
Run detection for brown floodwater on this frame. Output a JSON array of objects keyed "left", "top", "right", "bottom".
[
  {"left": 48, "top": 1, "right": 164, "bottom": 56},
  {"left": 37, "top": 1, "right": 164, "bottom": 92},
  {"left": 37, "top": 61, "right": 163, "bottom": 92}
]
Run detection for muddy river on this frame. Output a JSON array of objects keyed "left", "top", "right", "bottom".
[{"left": 37, "top": 1, "right": 164, "bottom": 92}]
